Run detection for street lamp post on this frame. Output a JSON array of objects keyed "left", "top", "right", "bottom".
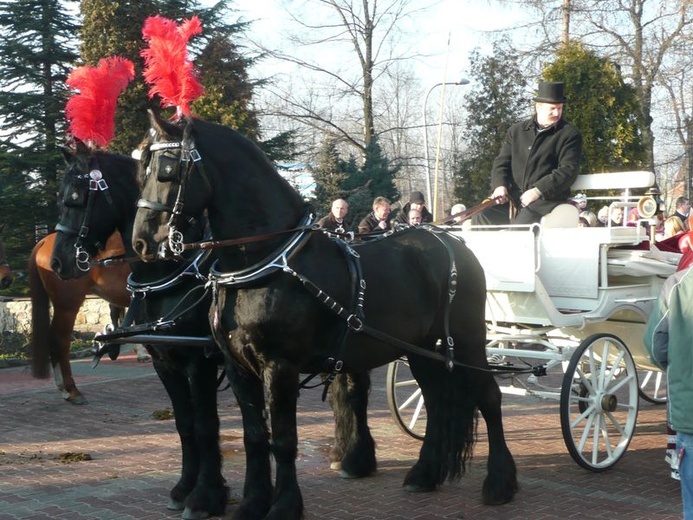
[{"left": 422, "top": 78, "right": 469, "bottom": 218}]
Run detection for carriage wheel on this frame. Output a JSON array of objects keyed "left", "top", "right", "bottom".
[
  {"left": 559, "top": 333, "right": 639, "bottom": 471},
  {"left": 637, "top": 370, "right": 667, "bottom": 404},
  {"left": 386, "top": 358, "right": 426, "bottom": 440}
]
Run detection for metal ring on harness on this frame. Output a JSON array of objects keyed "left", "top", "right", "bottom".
[
  {"left": 169, "top": 227, "right": 185, "bottom": 255},
  {"left": 346, "top": 314, "right": 363, "bottom": 332},
  {"left": 75, "top": 245, "right": 91, "bottom": 272}
]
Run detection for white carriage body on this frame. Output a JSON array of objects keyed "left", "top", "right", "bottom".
[
  {"left": 450, "top": 171, "right": 679, "bottom": 374},
  {"left": 391, "top": 171, "right": 675, "bottom": 470}
]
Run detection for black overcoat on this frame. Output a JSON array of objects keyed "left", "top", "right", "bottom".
[{"left": 490, "top": 117, "right": 582, "bottom": 216}]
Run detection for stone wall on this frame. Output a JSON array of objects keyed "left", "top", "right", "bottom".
[{"left": 0, "top": 296, "right": 114, "bottom": 334}]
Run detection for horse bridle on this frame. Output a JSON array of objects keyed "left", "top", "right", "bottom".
[
  {"left": 55, "top": 158, "right": 115, "bottom": 272},
  {"left": 137, "top": 136, "right": 204, "bottom": 258}
]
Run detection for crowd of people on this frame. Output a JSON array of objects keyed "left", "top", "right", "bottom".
[{"left": 317, "top": 190, "right": 464, "bottom": 235}]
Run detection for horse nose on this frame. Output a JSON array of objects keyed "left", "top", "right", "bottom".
[{"left": 50, "top": 256, "right": 63, "bottom": 275}]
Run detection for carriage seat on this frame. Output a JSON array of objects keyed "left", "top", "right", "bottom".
[{"left": 540, "top": 203, "right": 579, "bottom": 228}]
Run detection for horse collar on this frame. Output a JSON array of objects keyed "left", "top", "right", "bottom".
[{"left": 209, "top": 213, "right": 316, "bottom": 287}]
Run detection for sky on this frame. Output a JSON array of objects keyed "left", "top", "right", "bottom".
[{"left": 220, "top": 0, "right": 531, "bottom": 88}]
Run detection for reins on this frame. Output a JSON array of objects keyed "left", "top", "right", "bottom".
[
  {"left": 182, "top": 224, "right": 318, "bottom": 251},
  {"left": 432, "top": 196, "right": 503, "bottom": 226}
]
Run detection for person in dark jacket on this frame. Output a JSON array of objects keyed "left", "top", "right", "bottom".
[
  {"left": 317, "top": 198, "right": 349, "bottom": 233},
  {"left": 473, "top": 81, "right": 582, "bottom": 226},
  {"left": 395, "top": 191, "right": 433, "bottom": 225},
  {"left": 358, "top": 196, "right": 392, "bottom": 234}
]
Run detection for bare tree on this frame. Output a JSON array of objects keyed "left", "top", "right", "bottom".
[
  {"left": 257, "top": 0, "right": 430, "bottom": 159},
  {"left": 495, "top": 0, "right": 693, "bottom": 177}
]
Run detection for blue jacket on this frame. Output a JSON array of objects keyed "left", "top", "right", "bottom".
[{"left": 644, "top": 267, "right": 693, "bottom": 433}]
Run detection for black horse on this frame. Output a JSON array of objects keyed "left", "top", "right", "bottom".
[
  {"left": 47, "top": 142, "right": 229, "bottom": 520},
  {"left": 132, "top": 110, "right": 518, "bottom": 519}
]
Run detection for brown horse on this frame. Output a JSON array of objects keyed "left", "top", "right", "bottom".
[
  {"left": 0, "top": 223, "right": 13, "bottom": 289},
  {"left": 29, "top": 231, "right": 132, "bottom": 404}
]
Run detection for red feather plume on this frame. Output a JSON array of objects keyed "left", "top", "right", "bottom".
[
  {"left": 65, "top": 57, "right": 135, "bottom": 149},
  {"left": 141, "top": 15, "right": 204, "bottom": 118}
]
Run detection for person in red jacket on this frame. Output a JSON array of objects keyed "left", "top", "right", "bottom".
[{"left": 473, "top": 81, "right": 583, "bottom": 226}]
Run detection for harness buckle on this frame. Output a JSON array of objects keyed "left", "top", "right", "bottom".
[
  {"left": 189, "top": 149, "right": 201, "bottom": 162},
  {"left": 346, "top": 314, "right": 363, "bottom": 332}
]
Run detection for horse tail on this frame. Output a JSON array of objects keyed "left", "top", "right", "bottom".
[
  {"left": 443, "top": 363, "right": 478, "bottom": 480},
  {"left": 28, "top": 242, "right": 51, "bottom": 379},
  {"left": 404, "top": 355, "right": 477, "bottom": 489}
]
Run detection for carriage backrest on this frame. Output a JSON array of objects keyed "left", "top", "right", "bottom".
[{"left": 571, "top": 171, "right": 655, "bottom": 192}]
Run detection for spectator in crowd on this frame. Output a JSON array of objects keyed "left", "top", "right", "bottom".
[
  {"left": 408, "top": 208, "right": 423, "bottom": 226},
  {"left": 358, "top": 196, "right": 392, "bottom": 234},
  {"left": 449, "top": 203, "right": 467, "bottom": 224},
  {"left": 572, "top": 193, "right": 587, "bottom": 211},
  {"left": 665, "top": 215, "right": 686, "bottom": 239},
  {"left": 596, "top": 205, "right": 610, "bottom": 227},
  {"left": 579, "top": 210, "right": 597, "bottom": 227},
  {"left": 395, "top": 191, "right": 433, "bottom": 225},
  {"left": 674, "top": 196, "right": 691, "bottom": 231},
  {"left": 317, "top": 198, "right": 349, "bottom": 233},
  {"left": 627, "top": 207, "right": 640, "bottom": 227},
  {"left": 472, "top": 81, "right": 582, "bottom": 226},
  {"left": 610, "top": 207, "right": 624, "bottom": 227},
  {"left": 644, "top": 263, "right": 693, "bottom": 518}
]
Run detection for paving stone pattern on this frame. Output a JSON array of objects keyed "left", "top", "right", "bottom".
[{"left": 0, "top": 357, "right": 683, "bottom": 519}]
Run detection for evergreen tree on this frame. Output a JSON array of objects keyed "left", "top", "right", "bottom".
[
  {"left": 79, "top": 0, "right": 296, "bottom": 160},
  {"left": 452, "top": 40, "right": 529, "bottom": 208},
  {"left": 79, "top": 0, "right": 159, "bottom": 153},
  {"left": 0, "top": 0, "right": 79, "bottom": 290},
  {"left": 542, "top": 42, "right": 646, "bottom": 173},
  {"left": 310, "top": 138, "right": 348, "bottom": 213},
  {"left": 343, "top": 138, "right": 400, "bottom": 224}
]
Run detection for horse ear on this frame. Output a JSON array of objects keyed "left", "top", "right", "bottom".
[
  {"left": 148, "top": 109, "right": 167, "bottom": 138},
  {"left": 61, "top": 146, "right": 74, "bottom": 164}
]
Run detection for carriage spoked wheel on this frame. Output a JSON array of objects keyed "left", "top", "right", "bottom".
[
  {"left": 637, "top": 369, "right": 667, "bottom": 404},
  {"left": 560, "top": 333, "right": 639, "bottom": 471},
  {"left": 386, "top": 358, "right": 426, "bottom": 440}
]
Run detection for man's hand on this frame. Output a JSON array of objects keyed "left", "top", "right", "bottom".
[
  {"left": 491, "top": 186, "right": 508, "bottom": 204},
  {"left": 520, "top": 187, "right": 541, "bottom": 207}
]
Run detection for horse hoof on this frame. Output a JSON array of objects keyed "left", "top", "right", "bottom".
[
  {"left": 182, "top": 506, "right": 210, "bottom": 520},
  {"left": 403, "top": 483, "right": 436, "bottom": 493},
  {"left": 330, "top": 461, "right": 342, "bottom": 471},
  {"left": 137, "top": 355, "right": 152, "bottom": 363},
  {"left": 66, "top": 394, "right": 88, "bottom": 405},
  {"left": 339, "top": 469, "right": 362, "bottom": 479},
  {"left": 167, "top": 499, "right": 185, "bottom": 511}
]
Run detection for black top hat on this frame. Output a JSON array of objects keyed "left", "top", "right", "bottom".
[{"left": 533, "top": 81, "right": 567, "bottom": 104}]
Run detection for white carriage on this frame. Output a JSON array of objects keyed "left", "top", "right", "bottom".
[{"left": 388, "top": 171, "right": 676, "bottom": 471}]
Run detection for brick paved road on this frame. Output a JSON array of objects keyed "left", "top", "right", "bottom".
[{"left": 0, "top": 355, "right": 682, "bottom": 519}]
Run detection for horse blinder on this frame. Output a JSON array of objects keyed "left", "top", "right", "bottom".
[
  {"left": 153, "top": 149, "right": 182, "bottom": 182},
  {"left": 62, "top": 184, "right": 88, "bottom": 208}
]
